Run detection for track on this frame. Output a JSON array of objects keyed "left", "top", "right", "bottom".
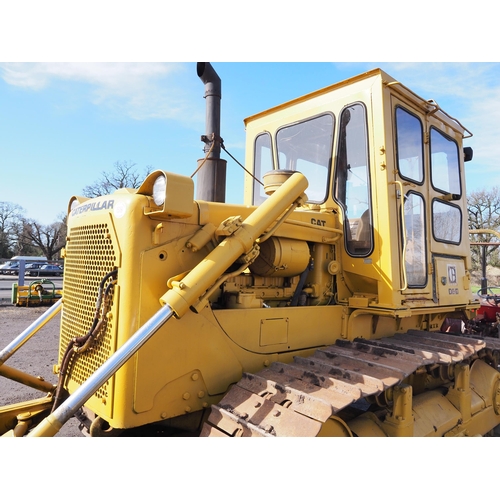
[{"left": 201, "top": 330, "right": 500, "bottom": 437}]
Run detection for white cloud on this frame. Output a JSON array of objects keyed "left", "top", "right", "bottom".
[
  {"left": 1, "top": 62, "right": 179, "bottom": 88},
  {"left": 0, "top": 62, "right": 204, "bottom": 123}
]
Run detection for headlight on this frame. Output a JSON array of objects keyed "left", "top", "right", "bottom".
[
  {"left": 67, "top": 195, "right": 90, "bottom": 216},
  {"left": 152, "top": 175, "right": 167, "bottom": 206},
  {"left": 137, "top": 170, "right": 194, "bottom": 219}
]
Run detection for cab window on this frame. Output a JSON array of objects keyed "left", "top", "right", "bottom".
[
  {"left": 404, "top": 192, "right": 427, "bottom": 286},
  {"left": 395, "top": 107, "right": 424, "bottom": 184},
  {"left": 430, "top": 128, "right": 461, "bottom": 196},
  {"left": 432, "top": 199, "right": 462, "bottom": 244},
  {"left": 276, "top": 114, "right": 334, "bottom": 204},
  {"left": 334, "top": 103, "right": 372, "bottom": 257},
  {"left": 253, "top": 132, "right": 273, "bottom": 205}
]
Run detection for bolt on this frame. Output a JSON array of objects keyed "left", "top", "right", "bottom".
[
  {"left": 161, "top": 412, "right": 167, "bottom": 419},
  {"left": 254, "top": 402, "right": 261, "bottom": 408},
  {"left": 191, "top": 373, "right": 199, "bottom": 381},
  {"left": 183, "top": 392, "right": 190, "bottom": 400},
  {"left": 198, "top": 391, "right": 205, "bottom": 398},
  {"left": 273, "top": 410, "right": 281, "bottom": 417}
]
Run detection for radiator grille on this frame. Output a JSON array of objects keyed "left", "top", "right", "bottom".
[{"left": 60, "top": 223, "right": 118, "bottom": 400}]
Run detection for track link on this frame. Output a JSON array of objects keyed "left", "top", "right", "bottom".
[{"left": 201, "top": 331, "right": 500, "bottom": 437}]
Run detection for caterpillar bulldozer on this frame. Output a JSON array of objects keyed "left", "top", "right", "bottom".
[{"left": 2, "top": 63, "right": 500, "bottom": 438}]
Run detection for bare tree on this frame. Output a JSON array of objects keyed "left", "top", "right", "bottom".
[
  {"left": 468, "top": 187, "right": 500, "bottom": 270},
  {"left": 20, "top": 216, "right": 67, "bottom": 260},
  {"left": 10, "top": 218, "right": 38, "bottom": 256},
  {"left": 0, "top": 201, "right": 26, "bottom": 258},
  {"left": 82, "top": 160, "right": 152, "bottom": 198}
]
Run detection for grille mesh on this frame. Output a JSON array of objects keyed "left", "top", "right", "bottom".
[{"left": 60, "top": 223, "right": 118, "bottom": 400}]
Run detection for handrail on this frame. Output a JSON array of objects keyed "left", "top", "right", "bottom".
[
  {"left": 390, "top": 181, "right": 408, "bottom": 291},
  {"left": 469, "top": 229, "right": 500, "bottom": 240}
]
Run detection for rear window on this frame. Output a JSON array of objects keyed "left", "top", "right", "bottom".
[{"left": 430, "top": 128, "right": 461, "bottom": 196}]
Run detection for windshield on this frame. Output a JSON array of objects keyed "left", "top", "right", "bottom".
[{"left": 276, "top": 114, "right": 334, "bottom": 204}]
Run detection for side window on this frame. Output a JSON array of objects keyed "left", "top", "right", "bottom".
[
  {"left": 276, "top": 114, "right": 333, "bottom": 204},
  {"left": 395, "top": 107, "right": 424, "bottom": 184},
  {"left": 432, "top": 199, "right": 462, "bottom": 244},
  {"left": 404, "top": 192, "right": 427, "bottom": 287},
  {"left": 430, "top": 128, "right": 461, "bottom": 196},
  {"left": 335, "top": 103, "right": 372, "bottom": 257},
  {"left": 253, "top": 133, "right": 273, "bottom": 205}
]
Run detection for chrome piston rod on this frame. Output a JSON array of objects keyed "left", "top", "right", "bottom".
[{"left": 28, "top": 304, "right": 175, "bottom": 437}]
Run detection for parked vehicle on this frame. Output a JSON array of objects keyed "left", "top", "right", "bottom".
[
  {"left": 25, "top": 263, "right": 46, "bottom": 271},
  {"left": 1, "top": 257, "right": 48, "bottom": 275},
  {"left": 0, "top": 262, "right": 19, "bottom": 275},
  {"left": 28, "top": 264, "right": 63, "bottom": 277}
]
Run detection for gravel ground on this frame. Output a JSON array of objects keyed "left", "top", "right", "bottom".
[{"left": 0, "top": 302, "right": 82, "bottom": 437}]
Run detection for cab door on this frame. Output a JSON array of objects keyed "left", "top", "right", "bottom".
[
  {"left": 425, "top": 111, "right": 469, "bottom": 306},
  {"left": 391, "top": 98, "right": 434, "bottom": 300}
]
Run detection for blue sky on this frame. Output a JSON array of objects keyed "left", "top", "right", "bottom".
[
  {"left": 1, "top": 2, "right": 498, "bottom": 227},
  {"left": 1, "top": 61, "right": 499, "bottom": 225}
]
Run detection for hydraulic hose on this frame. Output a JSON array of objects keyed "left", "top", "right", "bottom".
[{"left": 29, "top": 304, "right": 175, "bottom": 436}]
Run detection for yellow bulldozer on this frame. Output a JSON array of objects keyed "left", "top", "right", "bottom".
[{"left": 2, "top": 63, "right": 500, "bottom": 437}]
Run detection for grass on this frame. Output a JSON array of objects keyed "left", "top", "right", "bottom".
[{"left": 471, "top": 285, "right": 500, "bottom": 296}]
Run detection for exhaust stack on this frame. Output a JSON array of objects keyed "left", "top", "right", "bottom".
[{"left": 196, "top": 62, "right": 227, "bottom": 202}]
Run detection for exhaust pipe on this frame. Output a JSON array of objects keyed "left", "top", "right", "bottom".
[{"left": 196, "top": 62, "right": 226, "bottom": 203}]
